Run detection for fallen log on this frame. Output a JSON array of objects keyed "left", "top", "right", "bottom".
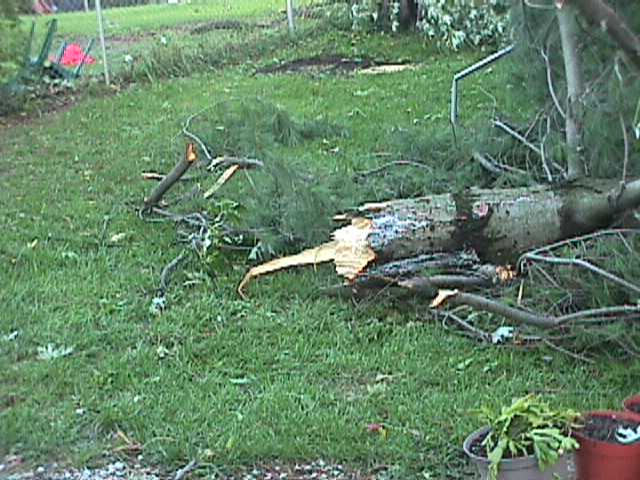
[{"left": 238, "top": 178, "right": 640, "bottom": 296}]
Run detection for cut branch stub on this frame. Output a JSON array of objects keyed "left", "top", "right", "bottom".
[{"left": 144, "top": 143, "right": 198, "bottom": 210}]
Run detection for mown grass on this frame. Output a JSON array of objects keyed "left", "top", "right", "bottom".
[
  {"left": 1, "top": 5, "right": 637, "bottom": 479},
  {"left": 26, "top": 0, "right": 316, "bottom": 37}
]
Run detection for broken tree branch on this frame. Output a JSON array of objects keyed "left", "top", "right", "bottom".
[
  {"left": 428, "top": 288, "right": 640, "bottom": 329},
  {"left": 441, "top": 310, "right": 492, "bottom": 343},
  {"left": 472, "top": 151, "right": 527, "bottom": 177},
  {"left": 353, "top": 160, "right": 432, "bottom": 179},
  {"left": 541, "top": 46, "right": 566, "bottom": 119},
  {"left": 522, "top": 251, "right": 640, "bottom": 296},
  {"left": 429, "top": 290, "right": 558, "bottom": 328},
  {"left": 207, "top": 156, "right": 264, "bottom": 170},
  {"left": 204, "top": 165, "right": 241, "bottom": 199},
  {"left": 239, "top": 180, "right": 640, "bottom": 295},
  {"left": 182, "top": 110, "right": 213, "bottom": 163},
  {"left": 159, "top": 249, "right": 188, "bottom": 296},
  {"left": 573, "top": 0, "right": 640, "bottom": 72},
  {"left": 144, "top": 143, "right": 198, "bottom": 210},
  {"left": 493, "top": 118, "right": 544, "bottom": 157}
]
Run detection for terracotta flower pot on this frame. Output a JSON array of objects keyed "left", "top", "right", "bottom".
[
  {"left": 463, "top": 426, "right": 576, "bottom": 480},
  {"left": 622, "top": 394, "right": 640, "bottom": 414},
  {"left": 573, "top": 410, "right": 640, "bottom": 480}
]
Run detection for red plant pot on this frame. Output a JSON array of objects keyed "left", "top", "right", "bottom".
[
  {"left": 622, "top": 395, "right": 640, "bottom": 414},
  {"left": 573, "top": 410, "right": 640, "bottom": 480}
]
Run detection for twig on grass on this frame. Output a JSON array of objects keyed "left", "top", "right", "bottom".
[
  {"left": 518, "top": 229, "right": 640, "bottom": 267},
  {"left": 174, "top": 460, "right": 198, "bottom": 480},
  {"left": 182, "top": 109, "right": 214, "bottom": 163},
  {"left": 159, "top": 250, "right": 188, "bottom": 296},
  {"left": 426, "top": 283, "right": 640, "bottom": 330},
  {"left": 541, "top": 338, "right": 595, "bottom": 363},
  {"left": 142, "top": 172, "right": 199, "bottom": 182},
  {"left": 441, "top": 310, "right": 492, "bottom": 343},
  {"left": 471, "top": 151, "right": 527, "bottom": 176},
  {"left": 207, "top": 156, "right": 264, "bottom": 170},
  {"left": 353, "top": 160, "right": 432, "bottom": 179},
  {"left": 522, "top": 251, "right": 640, "bottom": 297}
]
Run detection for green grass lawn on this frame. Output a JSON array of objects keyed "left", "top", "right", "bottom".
[
  {"left": 1, "top": 7, "right": 637, "bottom": 479},
  {"left": 27, "top": 0, "right": 315, "bottom": 37}
]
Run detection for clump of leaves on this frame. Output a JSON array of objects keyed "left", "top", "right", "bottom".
[
  {"left": 350, "top": 0, "right": 510, "bottom": 49},
  {"left": 479, "top": 395, "right": 580, "bottom": 480}
]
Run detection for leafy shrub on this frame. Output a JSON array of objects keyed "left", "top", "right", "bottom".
[
  {"left": 0, "top": 0, "right": 28, "bottom": 86},
  {"left": 0, "top": 0, "right": 29, "bottom": 114},
  {"left": 349, "top": 0, "right": 510, "bottom": 49},
  {"left": 418, "top": 0, "right": 510, "bottom": 50},
  {"left": 0, "top": 19, "right": 24, "bottom": 84}
]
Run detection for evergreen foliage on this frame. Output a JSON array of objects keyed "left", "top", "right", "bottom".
[
  {"left": 187, "top": 99, "right": 349, "bottom": 256},
  {"left": 0, "top": 0, "right": 28, "bottom": 86},
  {"left": 509, "top": 0, "right": 640, "bottom": 179}
]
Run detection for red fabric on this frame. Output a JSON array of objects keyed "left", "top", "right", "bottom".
[{"left": 59, "top": 44, "right": 96, "bottom": 66}]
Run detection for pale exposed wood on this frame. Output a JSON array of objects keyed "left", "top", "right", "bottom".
[
  {"left": 204, "top": 165, "right": 240, "bottom": 199},
  {"left": 144, "top": 144, "right": 198, "bottom": 210},
  {"left": 238, "top": 179, "right": 640, "bottom": 296}
]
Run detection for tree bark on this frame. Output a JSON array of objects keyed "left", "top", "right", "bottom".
[
  {"left": 398, "top": 0, "right": 417, "bottom": 31},
  {"left": 573, "top": 0, "right": 640, "bottom": 71},
  {"left": 144, "top": 143, "right": 198, "bottom": 210},
  {"left": 557, "top": 4, "right": 586, "bottom": 180},
  {"left": 239, "top": 178, "right": 640, "bottom": 295},
  {"left": 286, "top": 0, "right": 295, "bottom": 35}
]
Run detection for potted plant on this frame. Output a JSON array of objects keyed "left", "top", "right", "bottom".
[
  {"left": 573, "top": 410, "right": 640, "bottom": 480},
  {"left": 463, "top": 395, "right": 580, "bottom": 480}
]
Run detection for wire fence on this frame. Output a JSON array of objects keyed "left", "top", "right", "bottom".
[
  {"left": 32, "top": 0, "right": 329, "bottom": 83},
  {"left": 55, "top": 0, "right": 167, "bottom": 13}
]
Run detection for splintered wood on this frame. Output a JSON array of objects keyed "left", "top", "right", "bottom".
[{"left": 237, "top": 218, "right": 376, "bottom": 297}]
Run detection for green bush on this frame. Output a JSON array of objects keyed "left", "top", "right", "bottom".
[
  {"left": 350, "top": 0, "right": 510, "bottom": 49},
  {"left": 0, "top": 1, "right": 28, "bottom": 114},
  {"left": 0, "top": 19, "right": 25, "bottom": 85},
  {"left": 0, "top": 0, "right": 29, "bottom": 85}
]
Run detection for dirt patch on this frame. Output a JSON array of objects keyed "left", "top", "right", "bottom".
[
  {"left": 467, "top": 429, "right": 528, "bottom": 459},
  {"left": 0, "top": 93, "right": 80, "bottom": 130},
  {"left": 579, "top": 414, "right": 640, "bottom": 444},
  {"left": 256, "top": 55, "right": 376, "bottom": 75},
  {"left": 190, "top": 19, "right": 276, "bottom": 35}
]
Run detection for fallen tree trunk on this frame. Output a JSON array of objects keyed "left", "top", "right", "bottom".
[{"left": 239, "top": 178, "right": 640, "bottom": 295}]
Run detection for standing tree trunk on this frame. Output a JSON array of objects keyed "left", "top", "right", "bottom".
[
  {"left": 557, "top": 4, "right": 586, "bottom": 180},
  {"left": 286, "top": 0, "right": 295, "bottom": 35},
  {"left": 398, "top": 0, "right": 418, "bottom": 31}
]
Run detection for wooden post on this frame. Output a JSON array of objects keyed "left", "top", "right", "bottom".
[
  {"left": 286, "top": 0, "right": 295, "bottom": 35},
  {"left": 84, "top": 0, "right": 89, "bottom": 12},
  {"left": 95, "top": 0, "right": 110, "bottom": 85}
]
